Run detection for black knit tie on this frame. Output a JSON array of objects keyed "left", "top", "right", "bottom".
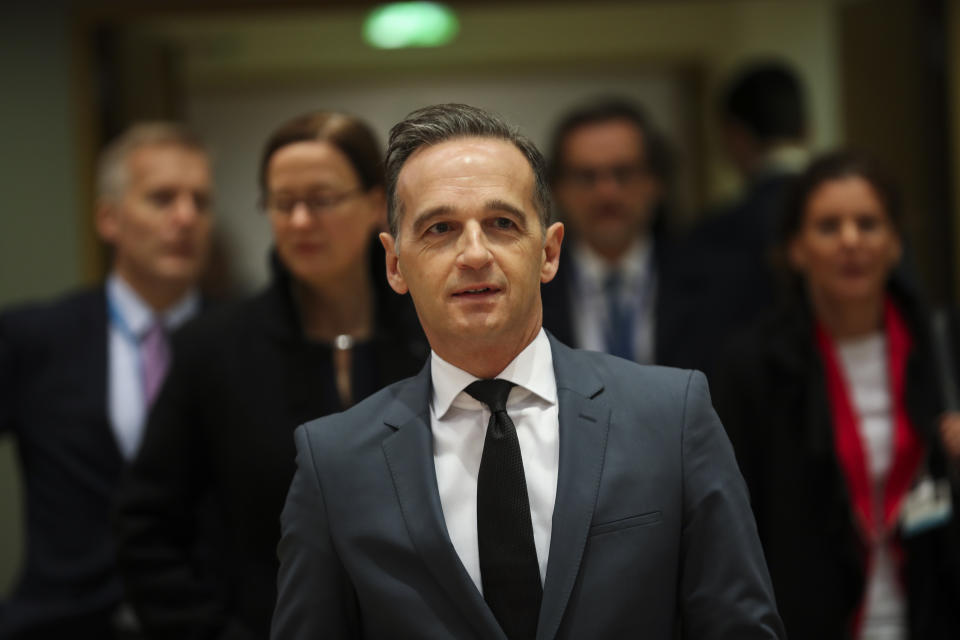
[{"left": 465, "top": 379, "right": 542, "bottom": 640}]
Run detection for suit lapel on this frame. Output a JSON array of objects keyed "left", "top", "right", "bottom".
[
  {"left": 86, "top": 288, "right": 124, "bottom": 465},
  {"left": 381, "top": 362, "right": 506, "bottom": 640},
  {"left": 537, "top": 335, "right": 609, "bottom": 640}
]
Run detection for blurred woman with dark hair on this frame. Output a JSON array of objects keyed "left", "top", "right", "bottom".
[
  {"left": 714, "top": 151, "right": 960, "bottom": 639},
  {"left": 115, "top": 112, "right": 427, "bottom": 639}
]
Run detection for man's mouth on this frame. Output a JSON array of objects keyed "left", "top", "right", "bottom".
[
  {"left": 452, "top": 286, "right": 501, "bottom": 297},
  {"left": 591, "top": 202, "right": 626, "bottom": 216},
  {"left": 166, "top": 243, "right": 197, "bottom": 258}
]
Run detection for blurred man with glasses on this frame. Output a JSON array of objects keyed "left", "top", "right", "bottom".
[{"left": 542, "top": 97, "right": 683, "bottom": 365}]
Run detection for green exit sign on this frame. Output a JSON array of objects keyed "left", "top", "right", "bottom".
[{"left": 364, "top": 2, "right": 460, "bottom": 49}]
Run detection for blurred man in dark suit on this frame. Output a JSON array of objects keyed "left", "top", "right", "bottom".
[
  {"left": 541, "top": 97, "right": 686, "bottom": 366},
  {"left": 0, "top": 123, "right": 213, "bottom": 639},
  {"left": 674, "top": 62, "right": 809, "bottom": 379},
  {"left": 708, "top": 61, "right": 809, "bottom": 267}
]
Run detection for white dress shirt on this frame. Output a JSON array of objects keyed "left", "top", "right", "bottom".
[
  {"left": 430, "top": 329, "right": 559, "bottom": 593},
  {"left": 836, "top": 332, "right": 906, "bottom": 640},
  {"left": 106, "top": 273, "right": 199, "bottom": 460},
  {"left": 569, "top": 237, "right": 657, "bottom": 364}
]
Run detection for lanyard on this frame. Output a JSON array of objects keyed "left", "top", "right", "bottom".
[{"left": 106, "top": 288, "right": 142, "bottom": 346}]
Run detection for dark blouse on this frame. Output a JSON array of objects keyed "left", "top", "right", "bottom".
[{"left": 116, "top": 247, "right": 428, "bottom": 640}]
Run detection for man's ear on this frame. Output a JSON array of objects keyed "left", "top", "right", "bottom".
[
  {"left": 95, "top": 200, "right": 119, "bottom": 245},
  {"left": 379, "top": 232, "right": 408, "bottom": 294},
  {"left": 540, "top": 222, "right": 564, "bottom": 284}
]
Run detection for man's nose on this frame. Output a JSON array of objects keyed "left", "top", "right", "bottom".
[
  {"left": 172, "top": 193, "right": 201, "bottom": 227},
  {"left": 593, "top": 171, "right": 624, "bottom": 196},
  {"left": 456, "top": 222, "right": 493, "bottom": 269}
]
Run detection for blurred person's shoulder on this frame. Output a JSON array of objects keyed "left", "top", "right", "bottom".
[
  {"left": 297, "top": 367, "right": 426, "bottom": 454},
  {"left": 0, "top": 286, "right": 105, "bottom": 344},
  {"left": 686, "top": 172, "right": 796, "bottom": 248},
  {"left": 172, "top": 283, "right": 283, "bottom": 350},
  {"left": 716, "top": 297, "right": 812, "bottom": 382}
]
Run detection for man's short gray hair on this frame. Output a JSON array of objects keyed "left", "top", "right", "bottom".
[
  {"left": 384, "top": 103, "right": 553, "bottom": 237},
  {"left": 96, "top": 122, "right": 208, "bottom": 201}
]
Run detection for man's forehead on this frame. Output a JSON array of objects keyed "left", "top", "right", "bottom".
[
  {"left": 398, "top": 137, "right": 532, "bottom": 193},
  {"left": 562, "top": 119, "right": 645, "bottom": 162},
  {"left": 415, "top": 135, "right": 527, "bottom": 172},
  {"left": 404, "top": 136, "right": 527, "bottom": 171},
  {"left": 127, "top": 144, "right": 210, "bottom": 179},
  {"left": 395, "top": 136, "right": 538, "bottom": 228},
  {"left": 129, "top": 143, "right": 208, "bottom": 167}
]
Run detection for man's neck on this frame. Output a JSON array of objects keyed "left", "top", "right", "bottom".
[
  {"left": 431, "top": 324, "right": 542, "bottom": 380},
  {"left": 574, "top": 235, "right": 651, "bottom": 279},
  {"left": 590, "top": 242, "right": 632, "bottom": 266},
  {"left": 113, "top": 267, "right": 193, "bottom": 313},
  {"left": 749, "top": 141, "right": 808, "bottom": 180}
]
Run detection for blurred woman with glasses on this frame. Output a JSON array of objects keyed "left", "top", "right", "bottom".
[
  {"left": 714, "top": 150, "right": 960, "bottom": 640},
  {"left": 115, "top": 112, "right": 427, "bottom": 639}
]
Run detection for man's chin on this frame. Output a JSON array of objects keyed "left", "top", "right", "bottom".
[
  {"left": 152, "top": 260, "right": 204, "bottom": 287},
  {"left": 585, "top": 231, "right": 634, "bottom": 254},
  {"left": 448, "top": 318, "right": 505, "bottom": 341}
]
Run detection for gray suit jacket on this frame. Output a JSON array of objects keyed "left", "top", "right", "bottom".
[{"left": 272, "top": 335, "right": 784, "bottom": 639}]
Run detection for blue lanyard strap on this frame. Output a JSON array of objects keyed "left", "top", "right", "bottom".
[{"left": 106, "top": 288, "right": 141, "bottom": 345}]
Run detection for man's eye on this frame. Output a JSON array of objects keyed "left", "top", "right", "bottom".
[
  {"left": 194, "top": 193, "right": 212, "bottom": 212},
  {"left": 147, "top": 190, "right": 176, "bottom": 208},
  {"left": 565, "top": 168, "right": 595, "bottom": 186},
  {"left": 492, "top": 217, "right": 516, "bottom": 230},
  {"left": 305, "top": 195, "right": 337, "bottom": 209},
  {"left": 427, "top": 222, "right": 451, "bottom": 234}
]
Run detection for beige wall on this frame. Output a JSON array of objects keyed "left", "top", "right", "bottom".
[
  {"left": 0, "top": 4, "right": 84, "bottom": 595},
  {"left": 0, "top": 7, "right": 82, "bottom": 307},
  {"left": 147, "top": 0, "right": 842, "bottom": 202}
]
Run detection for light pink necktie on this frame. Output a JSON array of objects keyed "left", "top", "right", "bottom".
[{"left": 140, "top": 321, "right": 171, "bottom": 407}]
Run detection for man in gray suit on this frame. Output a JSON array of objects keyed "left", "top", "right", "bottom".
[{"left": 272, "top": 104, "right": 784, "bottom": 639}]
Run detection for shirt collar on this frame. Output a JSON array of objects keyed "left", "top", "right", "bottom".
[
  {"left": 107, "top": 272, "right": 200, "bottom": 337},
  {"left": 571, "top": 236, "right": 652, "bottom": 291},
  {"left": 755, "top": 143, "right": 809, "bottom": 180},
  {"left": 430, "top": 328, "right": 557, "bottom": 420}
]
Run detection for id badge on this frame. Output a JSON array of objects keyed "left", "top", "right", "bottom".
[{"left": 901, "top": 475, "right": 953, "bottom": 537}]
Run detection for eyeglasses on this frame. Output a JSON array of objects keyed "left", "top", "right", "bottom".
[
  {"left": 262, "top": 188, "right": 363, "bottom": 216},
  {"left": 561, "top": 163, "right": 648, "bottom": 189}
]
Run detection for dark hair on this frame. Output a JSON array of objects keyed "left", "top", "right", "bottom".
[
  {"left": 723, "top": 62, "right": 807, "bottom": 143},
  {"left": 780, "top": 150, "right": 902, "bottom": 249},
  {"left": 259, "top": 111, "right": 384, "bottom": 202},
  {"left": 547, "top": 96, "right": 672, "bottom": 184},
  {"left": 384, "top": 103, "right": 553, "bottom": 236}
]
